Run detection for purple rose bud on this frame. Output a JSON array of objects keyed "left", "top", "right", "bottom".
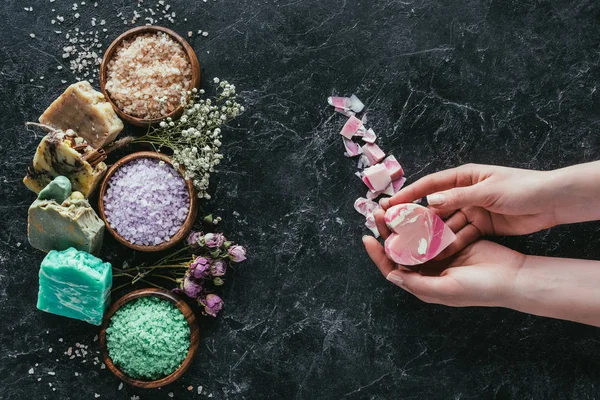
[
  {"left": 182, "top": 275, "right": 203, "bottom": 299},
  {"left": 228, "top": 245, "right": 246, "bottom": 263},
  {"left": 190, "top": 256, "right": 211, "bottom": 278},
  {"left": 203, "top": 293, "right": 224, "bottom": 317},
  {"left": 210, "top": 260, "right": 227, "bottom": 277},
  {"left": 204, "top": 232, "right": 225, "bottom": 248},
  {"left": 186, "top": 231, "right": 203, "bottom": 247}
]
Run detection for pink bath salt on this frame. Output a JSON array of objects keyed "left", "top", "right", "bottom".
[
  {"left": 340, "top": 115, "right": 363, "bottom": 139},
  {"left": 354, "top": 197, "right": 380, "bottom": 217},
  {"left": 328, "top": 96, "right": 351, "bottom": 109},
  {"left": 361, "top": 113, "right": 367, "bottom": 125},
  {"left": 362, "top": 163, "right": 391, "bottom": 191},
  {"left": 383, "top": 204, "right": 456, "bottom": 265},
  {"left": 365, "top": 213, "right": 380, "bottom": 238},
  {"left": 391, "top": 177, "right": 407, "bottom": 193},
  {"left": 335, "top": 107, "right": 355, "bottom": 118},
  {"left": 362, "top": 143, "right": 385, "bottom": 165},
  {"left": 343, "top": 138, "right": 362, "bottom": 157},
  {"left": 383, "top": 155, "right": 404, "bottom": 180},
  {"left": 361, "top": 128, "right": 377, "bottom": 144}
]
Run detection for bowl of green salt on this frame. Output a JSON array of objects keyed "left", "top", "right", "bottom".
[{"left": 99, "top": 288, "right": 199, "bottom": 388}]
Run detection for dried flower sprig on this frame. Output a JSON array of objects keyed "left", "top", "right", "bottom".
[
  {"left": 112, "top": 215, "right": 247, "bottom": 317},
  {"left": 132, "top": 78, "right": 244, "bottom": 199}
]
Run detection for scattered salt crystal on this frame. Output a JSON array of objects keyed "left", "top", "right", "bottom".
[
  {"left": 47, "top": 371, "right": 55, "bottom": 375},
  {"left": 29, "top": 33, "right": 35, "bottom": 38},
  {"left": 118, "top": 382, "right": 123, "bottom": 391},
  {"left": 48, "top": 348, "right": 53, "bottom": 353},
  {"left": 58, "top": 338, "right": 63, "bottom": 342},
  {"left": 28, "top": 368, "right": 34, "bottom": 374},
  {"left": 198, "top": 386, "right": 203, "bottom": 394},
  {"left": 202, "top": 31, "right": 209, "bottom": 37},
  {"left": 188, "top": 31, "right": 193, "bottom": 37},
  {"left": 94, "top": 394, "right": 100, "bottom": 398},
  {"left": 168, "top": 393, "right": 173, "bottom": 398}
]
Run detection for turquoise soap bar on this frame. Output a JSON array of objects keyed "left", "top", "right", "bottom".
[{"left": 37, "top": 248, "right": 112, "bottom": 325}]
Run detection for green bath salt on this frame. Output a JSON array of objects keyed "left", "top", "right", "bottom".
[{"left": 106, "top": 296, "right": 190, "bottom": 380}]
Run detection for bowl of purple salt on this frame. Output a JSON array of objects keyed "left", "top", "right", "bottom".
[{"left": 98, "top": 151, "right": 197, "bottom": 252}]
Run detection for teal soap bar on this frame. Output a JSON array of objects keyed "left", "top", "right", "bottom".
[{"left": 37, "top": 248, "right": 112, "bottom": 325}]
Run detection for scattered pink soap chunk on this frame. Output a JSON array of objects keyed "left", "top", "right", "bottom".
[
  {"left": 362, "top": 143, "right": 385, "bottom": 164},
  {"left": 361, "top": 128, "right": 377, "bottom": 144},
  {"left": 391, "top": 177, "right": 407, "bottom": 193},
  {"left": 335, "top": 107, "right": 355, "bottom": 118},
  {"left": 343, "top": 138, "right": 362, "bottom": 157},
  {"left": 362, "top": 163, "right": 391, "bottom": 191},
  {"left": 357, "top": 155, "right": 371, "bottom": 169},
  {"left": 383, "top": 155, "right": 404, "bottom": 180},
  {"left": 354, "top": 197, "right": 380, "bottom": 217},
  {"left": 365, "top": 213, "right": 380, "bottom": 238},
  {"left": 349, "top": 94, "right": 365, "bottom": 113},
  {"left": 383, "top": 204, "right": 456, "bottom": 265},
  {"left": 340, "top": 115, "right": 363, "bottom": 139},
  {"left": 328, "top": 96, "right": 351, "bottom": 109}
]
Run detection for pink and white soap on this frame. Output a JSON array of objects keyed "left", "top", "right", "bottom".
[
  {"left": 362, "top": 143, "right": 385, "bottom": 165},
  {"left": 362, "top": 163, "right": 391, "bottom": 192},
  {"left": 383, "top": 204, "right": 456, "bottom": 265}
]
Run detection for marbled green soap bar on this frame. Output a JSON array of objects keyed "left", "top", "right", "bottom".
[{"left": 37, "top": 248, "right": 112, "bottom": 325}]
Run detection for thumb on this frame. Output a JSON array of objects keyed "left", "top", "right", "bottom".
[{"left": 426, "top": 185, "right": 486, "bottom": 210}]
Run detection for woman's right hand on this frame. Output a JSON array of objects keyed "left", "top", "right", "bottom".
[{"left": 378, "top": 164, "right": 559, "bottom": 258}]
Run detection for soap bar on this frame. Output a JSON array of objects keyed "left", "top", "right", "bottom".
[
  {"left": 28, "top": 178, "right": 105, "bottom": 255},
  {"left": 23, "top": 129, "right": 107, "bottom": 197},
  {"left": 37, "top": 248, "right": 112, "bottom": 325},
  {"left": 39, "top": 81, "right": 124, "bottom": 149},
  {"left": 38, "top": 175, "right": 72, "bottom": 204},
  {"left": 384, "top": 204, "right": 456, "bottom": 265}
]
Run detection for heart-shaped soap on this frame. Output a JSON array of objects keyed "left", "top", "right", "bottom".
[{"left": 383, "top": 204, "right": 456, "bottom": 265}]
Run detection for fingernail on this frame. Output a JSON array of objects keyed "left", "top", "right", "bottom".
[
  {"left": 427, "top": 193, "right": 446, "bottom": 206},
  {"left": 362, "top": 235, "right": 369, "bottom": 242},
  {"left": 386, "top": 272, "right": 404, "bottom": 286},
  {"left": 379, "top": 198, "right": 389, "bottom": 208}
]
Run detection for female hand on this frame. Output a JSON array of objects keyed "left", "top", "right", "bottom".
[
  {"left": 379, "top": 164, "right": 559, "bottom": 258},
  {"left": 363, "top": 235, "right": 525, "bottom": 307}
]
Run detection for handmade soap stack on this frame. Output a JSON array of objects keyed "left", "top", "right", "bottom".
[
  {"left": 37, "top": 248, "right": 112, "bottom": 325},
  {"left": 24, "top": 81, "right": 124, "bottom": 198},
  {"left": 28, "top": 176, "right": 105, "bottom": 255}
]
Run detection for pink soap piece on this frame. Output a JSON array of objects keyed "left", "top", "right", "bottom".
[
  {"left": 365, "top": 213, "right": 380, "bottom": 238},
  {"left": 357, "top": 155, "right": 371, "bottom": 169},
  {"left": 362, "top": 143, "right": 385, "bottom": 164},
  {"left": 361, "top": 128, "right": 377, "bottom": 144},
  {"left": 354, "top": 197, "right": 380, "bottom": 217},
  {"left": 349, "top": 94, "right": 365, "bottom": 113},
  {"left": 361, "top": 113, "right": 367, "bottom": 125},
  {"left": 391, "top": 177, "right": 407, "bottom": 193},
  {"left": 328, "top": 96, "right": 351, "bottom": 109},
  {"left": 366, "top": 182, "right": 394, "bottom": 200},
  {"left": 383, "top": 155, "right": 404, "bottom": 180},
  {"left": 362, "top": 175, "right": 375, "bottom": 191},
  {"left": 362, "top": 163, "right": 391, "bottom": 191},
  {"left": 343, "top": 138, "right": 362, "bottom": 157},
  {"left": 340, "top": 115, "right": 363, "bottom": 139},
  {"left": 383, "top": 204, "right": 456, "bottom": 265},
  {"left": 335, "top": 107, "right": 355, "bottom": 118}
]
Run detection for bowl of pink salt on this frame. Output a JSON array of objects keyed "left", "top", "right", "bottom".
[
  {"left": 99, "top": 26, "right": 201, "bottom": 126},
  {"left": 98, "top": 151, "right": 198, "bottom": 252},
  {"left": 99, "top": 288, "right": 199, "bottom": 389}
]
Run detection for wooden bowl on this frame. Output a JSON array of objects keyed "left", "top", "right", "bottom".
[
  {"left": 98, "top": 151, "right": 198, "bottom": 252},
  {"left": 99, "top": 288, "right": 200, "bottom": 389},
  {"left": 99, "top": 26, "right": 201, "bottom": 127}
]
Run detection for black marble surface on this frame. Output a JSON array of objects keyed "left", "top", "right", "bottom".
[{"left": 1, "top": 0, "right": 600, "bottom": 399}]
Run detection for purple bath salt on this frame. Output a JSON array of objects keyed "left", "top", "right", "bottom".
[{"left": 103, "top": 158, "right": 190, "bottom": 246}]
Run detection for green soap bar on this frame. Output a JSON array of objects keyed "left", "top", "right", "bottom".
[
  {"left": 28, "top": 196, "right": 105, "bottom": 255},
  {"left": 38, "top": 176, "right": 72, "bottom": 203},
  {"left": 37, "top": 248, "right": 112, "bottom": 325}
]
